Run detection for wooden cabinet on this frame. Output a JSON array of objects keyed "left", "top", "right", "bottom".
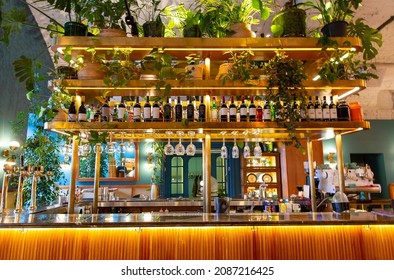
[{"left": 242, "top": 152, "right": 281, "bottom": 198}]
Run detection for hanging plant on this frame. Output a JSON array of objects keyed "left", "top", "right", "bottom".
[{"left": 263, "top": 51, "right": 308, "bottom": 149}]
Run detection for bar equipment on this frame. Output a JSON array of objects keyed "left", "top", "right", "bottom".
[
  {"left": 14, "top": 155, "right": 29, "bottom": 213},
  {"left": 0, "top": 164, "right": 15, "bottom": 214},
  {"left": 29, "top": 166, "right": 44, "bottom": 212},
  {"left": 220, "top": 132, "right": 227, "bottom": 158},
  {"left": 243, "top": 142, "right": 250, "bottom": 158},
  {"left": 175, "top": 131, "right": 185, "bottom": 156},
  {"left": 164, "top": 131, "right": 175, "bottom": 155},
  {"left": 186, "top": 131, "right": 196, "bottom": 156},
  {"left": 231, "top": 131, "right": 239, "bottom": 159}
]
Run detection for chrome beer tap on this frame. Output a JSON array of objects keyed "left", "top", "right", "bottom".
[
  {"left": 0, "top": 164, "right": 16, "bottom": 214},
  {"left": 14, "top": 154, "right": 29, "bottom": 213},
  {"left": 29, "top": 166, "right": 44, "bottom": 213}
]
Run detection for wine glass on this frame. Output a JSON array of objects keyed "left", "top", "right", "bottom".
[
  {"left": 164, "top": 131, "right": 175, "bottom": 156},
  {"left": 220, "top": 135, "right": 227, "bottom": 159},
  {"left": 186, "top": 131, "right": 196, "bottom": 156},
  {"left": 232, "top": 138, "right": 239, "bottom": 159},
  {"left": 175, "top": 131, "right": 185, "bottom": 156},
  {"left": 116, "top": 132, "right": 127, "bottom": 154},
  {"left": 254, "top": 142, "right": 262, "bottom": 157},
  {"left": 105, "top": 133, "right": 115, "bottom": 154},
  {"left": 243, "top": 142, "right": 250, "bottom": 158}
]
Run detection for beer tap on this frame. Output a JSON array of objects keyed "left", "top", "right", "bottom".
[
  {"left": 29, "top": 166, "right": 44, "bottom": 213},
  {"left": 0, "top": 163, "right": 16, "bottom": 214},
  {"left": 14, "top": 154, "right": 29, "bottom": 214}
]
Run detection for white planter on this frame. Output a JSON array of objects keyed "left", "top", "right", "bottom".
[
  {"left": 185, "top": 64, "right": 204, "bottom": 80},
  {"left": 229, "top": 22, "right": 256, "bottom": 38}
]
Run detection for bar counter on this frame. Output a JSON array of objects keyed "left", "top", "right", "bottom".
[{"left": 1, "top": 211, "right": 394, "bottom": 260}]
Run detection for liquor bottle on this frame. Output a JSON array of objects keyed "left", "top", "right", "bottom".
[
  {"left": 292, "top": 97, "right": 301, "bottom": 122},
  {"left": 89, "top": 104, "right": 95, "bottom": 122},
  {"left": 186, "top": 96, "right": 194, "bottom": 122},
  {"left": 329, "top": 96, "right": 338, "bottom": 121},
  {"left": 152, "top": 98, "right": 161, "bottom": 122},
  {"left": 198, "top": 96, "right": 206, "bottom": 122},
  {"left": 256, "top": 100, "right": 263, "bottom": 122},
  {"left": 229, "top": 96, "right": 237, "bottom": 122},
  {"left": 133, "top": 96, "right": 141, "bottom": 122},
  {"left": 175, "top": 96, "right": 183, "bottom": 122},
  {"left": 263, "top": 99, "right": 271, "bottom": 122},
  {"left": 249, "top": 96, "right": 256, "bottom": 122},
  {"left": 239, "top": 96, "right": 247, "bottom": 122},
  {"left": 220, "top": 96, "right": 228, "bottom": 122},
  {"left": 117, "top": 97, "right": 126, "bottom": 122},
  {"left": 67, "top": 96, "right": 77, "bottom": 122},
  {"left": 163, "top": 96, "right": 172, "bottom": 122},
  {"left": 314, "top": 96, "right": 323, "bottom": 121},
  {"left": 322, "top": 96, "right": 330, "bottom": 121},
  {"left": 337, "top": 100, "right": 350, "bottom": 121},
  {"left": 211, "top": 97, "right": 218, "bottom": 122},
  {"left": 94, "top": 106, "right": 101, "bottom": 122},
  {"left": 307, "top": 96, "right": 315, "bottom": 121},
  {"left": 78, "top": 96, "right": 87, "bottom": 122},
  {"left": 101, "top": 97, "right": 110, "bottom": 122},
  {"left": 110, "top": 105, "right": 118, "bottom": 122},
  {"left": 143, "top": 96, "right": 151, "bottom": 122}
]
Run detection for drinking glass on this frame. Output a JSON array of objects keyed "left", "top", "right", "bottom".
[
  {"left": 186, "top": 139, "right": 196, "bottom": 156},
  {"left": 175, "top": 138, "right": 185, "bottom": 156},
  {"left": 254, "top": 142, "right": 262, "bottom": 157},
  {"left": 105, "top": 142, "right": 116, "bottom": 154},
  {"left": 220, "top": 136, "right": 227, "bottom": 159},
  {"left": 164, "top": 131, "right": 175, "bottom": 155},
  {"left": 243, "top": 142, "right": 250, "bottom": 158},
  {"left": 116, "top": 142, "right": 127, "bottom": 154},
  {"left": 232, "top": 140, "right": 239, "bottom": 159}
]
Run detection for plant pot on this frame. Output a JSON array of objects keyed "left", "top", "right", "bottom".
[
  {"left": 185, "top": 64, "right": 204, "bottom": 80},
  {"left": 98, "top": 28, "right": 127, "bottom": 37},
  {"left": 56, "top": 66, "right": 78, "bottom": 79},
  {"left": 77, "top": 62, "right": 105, "bottom": 80},
  {"left": 321, "top": 21, "right": 348, "bottom": 37},
  {"left": 183, "top": 25, "right": 202, "bottom": 37},
  {"left": 229, "top": 22, "right": 256, "bottom": 38},
  {"left": 64, "top": 21, "right": 87, "bottom": 36},
  {"left": 215, "top": 62, "right": 233, "bottom": 80},
  {"left": 271, "top": 8, "right": 306, "bottom": 37},
  {"left": 214, "top": 197, "right": 230, "bottom": 213},
  {"left": 143, "top": 21, "right": 165, "bottom": 37},
  {"left": 150, "top": 183, "right": 159, "bottom": 200}
]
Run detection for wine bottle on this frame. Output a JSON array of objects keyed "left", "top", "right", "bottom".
[
  {"left": 111, "top": 105, "right": 118, "bottom": 122},
  {"left": 94, "top": 105, "right": 101, "bottom": 122},
  {"left": 163, "top": 96, "right": 172, "bottom": 122},
  {"left": 292, "top": 97, "right": 301, "bottom": 122},
  {"left": 67, "top": 96, "right": 77, "bottom": 122},
  {"left": 229, "top": 96, "right": 237, "bottom": 122},
  {"left": 256, "top": 100, "right": 263, "bottom": 122},
  {"left": 116, "top": 160, "right": 127, "bottom": 178},
  {"left": 78, "top": 97, "right": 87, "bottom": 122},
  {"left": 143, "top": 96, "right": 151, "bottom": 122},
  {"left": 117, "top": 97, "right": 126, "bottom": 122},
  {"left": 220, "top": 96, "right": 228, "bottom": 122},
  {"left": 322, "top": 96, "right": 330, "bottom": 121},
  {"left": 186, "top": 96, "right": 194, "bottom": 122},
  {"left": 239, "top": 96, "right": 247, "bottom": 122},
  {"left": 152, "top": 98, "right": 161, "bottom": 122},
  {"left": 263, "top": 99, "right": 271, "bottom": 122},
  {"left": 89, "top": 104, "right": 95, "bottom": 122},
  {"left": 307, "top": 96, "right": 315, "bottom": 121},
  {"left": 133, "top": 96, "right": 141, "bottom": 122},
  {"left": 211, "top": 97, "right": 218, "bottom": 122},
  {"left": 198, "top": 96, "right": 206, "bottom": 122},
  {"left": 314, "top": 96, "right": 323, "bottom": 121},
  {"left": 249, "top": 96, "right": 256, "bottom": 122},
  {"left": 175, "top": 96, "right": 183, "bottom": 122},
  {"left": 329, "top": 96, "right": 338, "bottom": 121},
  {"left": 101, "top": 97, "right": 110, "bottom": 122}
]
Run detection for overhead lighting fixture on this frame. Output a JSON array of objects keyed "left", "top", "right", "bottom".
[{"left": 338, "top": 87, "right": 361, "bottom": 99}]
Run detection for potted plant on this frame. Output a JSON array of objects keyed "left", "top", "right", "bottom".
[
  {"left": 216, "top": 50, "right": 257, "bottom": 83},
  {"left": 185, "top": 54, "right": 204, "bottom": 80},
  {"left": 271, "top": 0, "right": 307, "bottom": 37},
  {"left": 83, "top": 0, "right": 129, "bottom": 37},
  {"left": 128, "top": 0, "right": 168, "bottom": 37},
  {"left": 200, "top": 0, "right": 273, "bottom": 38},
  {"left": 302, "top": 0, "right": 362, "bottom": 37},
  {"left": 263, "top": 51, "right": 308, "bottom": 149},
  {"left": 147, "top": 142, "right": 165, "bottom": 199},
  {"left": 163, "top": 2, "right": 206, "bottom": 37},
  {"left": 214, "top": 186, "right": 230, "bottom": 213}
]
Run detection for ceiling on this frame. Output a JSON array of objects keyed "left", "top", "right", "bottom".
[{"left": 27, "top": 0, "right": 394, "bottom": 119}]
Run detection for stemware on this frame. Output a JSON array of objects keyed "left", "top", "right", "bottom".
[
  {"left": 175, "top": 131, "right": 185, "bottom": 156},
  {"left": 116, "top": 132, "right": 127, "bottom": 154},
  {"left": 254, "top": 141, "right": 262, "bottom": 157},
  {"left": 186, "top": 131, "right": 196, "bottom": 156},
  {"left": 105, "top": 133, "right": 115, "bottom": 154},
  {"left": 243, "top": 142, "right": 250, "bottom": 158},
  {"left": 232, "top": 138, "right": 239, "bottom": 159},
  {"left": 220, "top": 134, "right": 227, "bottom": 159},
  {"left": 164, "top": 131, "right": 175, "bottom": 156}
]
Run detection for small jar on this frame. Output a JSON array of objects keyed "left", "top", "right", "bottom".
[
  {"left": 337, "top": 100, "right": 350, "bottom": 121},
  {"left": 348, "top": 102, "right": 364, "bottom": 121}
]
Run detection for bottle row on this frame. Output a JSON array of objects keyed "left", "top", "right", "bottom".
[{"left": 66, "top": 95, "right": 357, "bottom": 123}]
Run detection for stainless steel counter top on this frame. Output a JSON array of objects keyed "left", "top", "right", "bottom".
[
  {"left": 1, "top": 211, "right": 394, "bottom": 228},
  {"left": 98, "top": 198, "right": 255, "bottom": 207}
]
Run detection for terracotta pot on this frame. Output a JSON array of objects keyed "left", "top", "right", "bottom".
[
  {"left": 77, "top": 62, "right": 105, "bottom": 80},
  {"left": 98, "top": 28, "right": 127, "bottom": 37},
  {"left": 229, "top": 22, "right": 256, "bottom": 38},
  {"left": 215, "top": 62, "right": 233, "bottom": 80}
]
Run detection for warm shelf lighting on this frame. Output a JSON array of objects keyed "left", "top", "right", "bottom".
[{"left": 338, "top": 87, "right": 361, "bottom": 99}]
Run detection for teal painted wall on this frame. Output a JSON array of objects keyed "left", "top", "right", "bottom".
[{"left": 323, "top": 120, "right": 394, "bottom": 199}]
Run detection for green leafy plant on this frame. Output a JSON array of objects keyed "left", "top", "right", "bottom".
[
  {"left": 147, "top": 142, "right": 165, "bottom": 185},
  {"left": 263, "top": 51, "right": 308, "bottom": 149},
  {"left": 218, "top": 50, "right": 258, "bottom": 83}
]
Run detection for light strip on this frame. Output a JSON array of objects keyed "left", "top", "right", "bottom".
[
  {"left": 50, "top": 129, "right": 71, "bottom": 136},
  {"left": 338, "top": 87, "right": 361, "bottom": 99}
]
